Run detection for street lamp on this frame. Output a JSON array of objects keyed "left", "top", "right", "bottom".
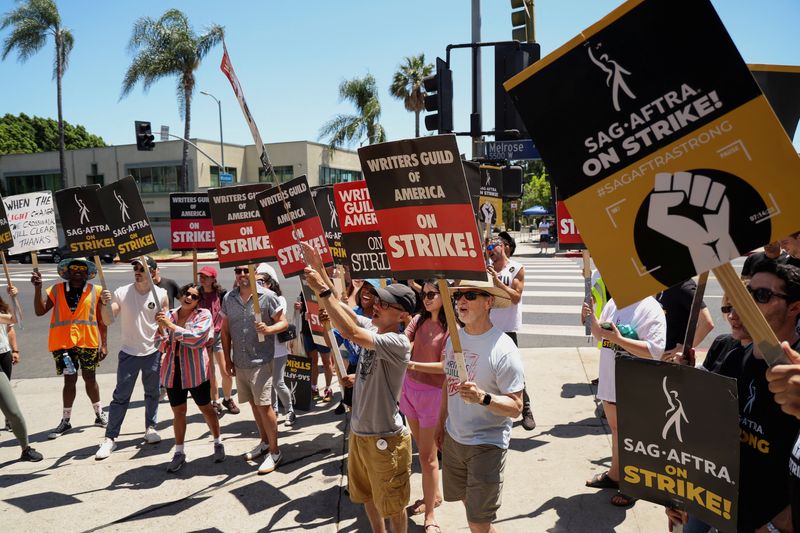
[{"left": 199, "top": 90, "right": 225, "bottom": 183}]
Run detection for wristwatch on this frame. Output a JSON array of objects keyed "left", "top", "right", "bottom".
[
  {"left": 482, "top": 392, "right": 492, "bottom": 406},
  {"left": 318, "top": 288, "right": 332, "bottom": 299}
]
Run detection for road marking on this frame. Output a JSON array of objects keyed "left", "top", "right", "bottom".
[
  {"left": 523, "top": 291, "right": 585, "bottom": 298},
  {"left": 521, "top": 304, "right": 582, "bottom": 314},
  {"left": 525, "top": 282, "right": 585, "bottom": 288},
  {"left": 519, "top": 323, "right": 587, "bottom": 337}
]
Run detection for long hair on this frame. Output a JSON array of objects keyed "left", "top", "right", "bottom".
[
  {"left": 417, "top": 279, "right": 447, "bottom": 328},
  {"left": 267, "top": 276, "right": 282, "bottom": 297},
  {"left": 0, "top": 295, "right": 9, "bottom": 315}
]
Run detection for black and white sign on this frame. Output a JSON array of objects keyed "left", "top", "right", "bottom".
[
  {"left": 55, "top": 185, "right": 117, "bottom": 258},
  {"left": 97, "top": 176, "right": 159, "bottom": 261}
]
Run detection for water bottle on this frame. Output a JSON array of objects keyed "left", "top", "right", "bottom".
[{"left": 62, "top": 353, "right": 76, "bottom": 375}]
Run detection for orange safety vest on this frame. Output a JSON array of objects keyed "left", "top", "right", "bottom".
[{"left": 48, "top": 283, "right": 101, "bottom": 352}]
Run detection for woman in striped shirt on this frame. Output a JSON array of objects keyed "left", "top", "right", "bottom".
[{"left": 156, "top": 283, "right": 221, "bottom": 473}]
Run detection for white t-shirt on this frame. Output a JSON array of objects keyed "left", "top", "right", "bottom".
[
  {"left": 273, "top": 295, "right": 288, "bottom": 358},
  {"left": 490, "top": 259, "right": 523, "bottom": 333},
  {"left": 596, "top": 297, "right": 666, "bottom": 402},
  {"left": 113, "top": 284, "right": 168, "bottom": 357},
  {"left": 538, "top": 221, "right": 550, "bottom": 236},
  {"left": 444, "top": 326, "right": 525, "bottom": 449}
]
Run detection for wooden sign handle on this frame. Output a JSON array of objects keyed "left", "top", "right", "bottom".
[
  {"left": 582, "top": 250, "right": 592, "bottom": 336},
  {"left": 712, "top": 262, "right": 787, "bottom": 366},
  {"left": 192, "top": 249, "right": 198, "bottom": 283},
  {"left": 248, "top": 268, "right": 266, "bottom": 342},
  {"left": 93, "top": 256, "right": 113, "bottom": 316},
  {"left": 31, "top": 252, "right": 39, "bottom": 273},
  {"left": 438, "top": 278, "right": 468, "bottom": 382}
]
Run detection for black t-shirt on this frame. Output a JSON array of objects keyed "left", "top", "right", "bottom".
[
  {"left": 790, "top": 430, "right": 800, "bottom": 532},
  {"left": 786, "top": 255, "right": 800, "bottom": 270},
  {"left": 656, "top": 279, "right": 706, "bottom": 351},
  {"left": 64, "top": 282, "right": 86, "bottom": 312},
  {"left": 701, "top": 333, "right": 741, "bottom": 373},
  {"left": 156, "top": 277, "right": 180, "bottom": 308},
  {"left": 741, "top": 251, "right": 789, "bottom": 278},
  {"left": 716, "top": 342, "right": 800, "bottom": 532}
]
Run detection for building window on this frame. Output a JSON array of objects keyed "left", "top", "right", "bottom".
[
  {"left": 258, "top": 165, "right": 293, "bottom": 184},
  {"left": 209, "top": 166, "right": 238, "bottom": 188},
  {"left": 3, "top": 173, "right": 61, "bottom": 195},
  {"left": 319, "top": 166, "right": 362, "bottom": 185},
  {"left": 128, "top": 165, "right": 181, "bottom": 193},
  {"left": 87, "top": 164, "right": 104, "bottom": 187}
]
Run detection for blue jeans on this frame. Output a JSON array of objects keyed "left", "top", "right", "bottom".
[{"left": 105, "top": 350, "right": 161, "bottom": 440}]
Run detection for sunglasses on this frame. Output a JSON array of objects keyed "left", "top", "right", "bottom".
[
  {"left": 422, "top": 291, "right": 440, "bottom": 300},
  {"left": 183, "top": 292, "right": 200, "bottom": 301},
  {"left": 452, "top": 291, "right": 489, "bottom": 301},
  {"left": 375, "top": 298, "right": 404, "bottom": 311},
  {"left": 234, "top": 268, "right": 250, "bottom": 275},
  {"left": 68, "top": 265, "right": 88, "bottom": 272},
  {"left": 720, "top": 305, "right": 733, "bottom": 314},
  {"left": 256, "top": 278, "right": 267, "bottom": 285},
  {"left": 132, "top": 264, "right": 146, "bottom": 273},
  {"left": 747, "top": 285, "right": 788, "bottom": 304}
]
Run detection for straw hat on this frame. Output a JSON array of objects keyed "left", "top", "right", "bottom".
[{"left": 449, "top": 279, "right": 512, "bottom": 308}]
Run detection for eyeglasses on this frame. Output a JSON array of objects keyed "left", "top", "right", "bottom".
[
  {"left": 68, "top": 265, "right": 88, "bottom": 272},
  {"left": 256, "top": 278, "right": 267, "bottom": 285},
  {"left": 422, "top": 291, "right": 440, "bottom": 300},
  {"left": 720, "top": 305, "right": 733, "bottom": 314},
  {"left": 234, "top": 268, "right": 250, "bottom": 275},
  {"left": 452, "top": 291, "right": 489, "bottom": 301},
  {"left": 132, "top": 265, "right": 145, "bottom": 273},
  {"left": 183, "top": 292, "right": 200, "bottom": 301},
  {"left": 375, "top": 298, "right": 404, "bottom": 311},
  {"left": 746, "top": 285, "right": 788, "bottom": 304}
]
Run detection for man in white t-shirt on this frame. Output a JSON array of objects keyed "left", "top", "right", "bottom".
[
  {"left": 95, "top": 258, "right": 169, "bottom": 460},
  {"left": 538, "top": 218, "right": 550, "bottom": 254},
  {"left": 436, "top": 279, "right": 525, "bottom": 531}
]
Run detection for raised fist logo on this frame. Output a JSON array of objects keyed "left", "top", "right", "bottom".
[{"left": 646, "top": 171, "right": 740, "bottom": 273}]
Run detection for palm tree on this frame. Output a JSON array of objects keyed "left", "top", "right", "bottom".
[
  {"left": 319, "top": 74, "right": 386, "bottom": 150},
  {"left": 1, "top": 0, "right": 73, "bottom": 190},
  {"left": 121, "top": 9, "right": 223, "bottom": 192},
  {"left": 389, "top": 54, "right": 433, "bottom": 138}
]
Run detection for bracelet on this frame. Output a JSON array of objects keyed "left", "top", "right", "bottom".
[{"left": 319, "top": 288, "right": 332, "bottom": 299}]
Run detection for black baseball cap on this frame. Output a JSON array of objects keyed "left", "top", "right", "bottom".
[
  {"left": 498, "top": 231, "right": 516, "bottom": 256},
  {"left": 131, "top": 255, "right": 157, "bottom": 270},
  {"left": 373, "top": 284, "right": 417, "bottom": 314}
]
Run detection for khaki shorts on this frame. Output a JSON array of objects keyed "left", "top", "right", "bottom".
[
  {"left": 348, "top": 432, "right": 412, "bottom": 517},
  {"left": 235, "top": 364, "right": 273, "bottom": 406},
  {"left": 442, "top": 432, "right": 506, "bottom": 524}
]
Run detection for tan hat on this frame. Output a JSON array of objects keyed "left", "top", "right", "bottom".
[{"left": 449, "top": 279, "right": 512, "bottom": 309}]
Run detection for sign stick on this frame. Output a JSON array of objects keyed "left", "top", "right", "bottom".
[
  {"left": 248, "top": 268, "right": 266, "bottom": 343},
  {"left": 141, "top": 256, "right": 162, "bottom": 317},
  {"left": 321, "top": 320, "right": 347, "bottom": 390},
  {"left": 712, "top": 262, "right": 787, "bottom": 366},
  {"left": 31, "top": 252, "right": 39, "bottom": 274},
  {"left": 0, "top": 251, "right": 22, "bottom": 326},
  {"left": 582, "top": 250, "right": 592, "bottom": 337},
  {"left": 680, "top": 271, "right": 709, "bottom": 367},
  {"left": 437, "top": 278, "right": 468, "bottom": 382},
  {"left": 93, "top": 256, "right": 113, "bottom": 316},
  {"left": 192, "top": 249, "right": 198, "bottom": 282}
]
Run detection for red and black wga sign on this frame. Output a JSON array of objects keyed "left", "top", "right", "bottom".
[
  {"left": 358, "top": 134, "right": 486, "bottom": 281},
  {"left": 55, "top": 185, "right": 117, "bottom": 257},
  {"left": 0, "top": 194, "right": 14, "bottom": 251},
  {"left": 208, "top": 183, "right": 275, "bottom": 269},
  {"left": 333, "top": 180, "right": 391, "bottom": 279},
  {"left": 97, "top": 176, "right": 159, "bottom": 261},
  {"left": 169, "top": 193, "right": 215, "bottom": 251},
  {"left": 255, "top": 175, "right": 333, "bottom": 278}
]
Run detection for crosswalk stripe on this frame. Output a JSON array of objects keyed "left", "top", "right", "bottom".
[
  {"left": 518, "top": 323, "right": 587, "bottom": 337},
  {"left": 521, "top": 304, "right": 581, "bottom": 314},
  {"left": 525, "top": 282, "right": 585, "bottom": 288},
  {"left": 523, "top": 275, "right": 584, "bottom": 280},
  {"left": 523, "top": 291, "right": 585, "bottom": 298}
]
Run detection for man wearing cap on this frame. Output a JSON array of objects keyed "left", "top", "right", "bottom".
[
  {"left": 488, "top": 230, "right": 536, "bottom": 431},
  {"left": 303, "top": 243, "right": 414, "bottom": 533},
  {"left": 435, "top": 279, "right": 525, "bottom": 532},
  {"left": 32, "top": 258, "right": 108, "bottom": 439},
  {"left": 140, "top": 255, "right": 180, "bottom": 308},
  {"left": 94, "top": 258, "right": 169, "bottom": 459}
]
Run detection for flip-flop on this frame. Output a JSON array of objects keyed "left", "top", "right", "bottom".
[
  {"left": 585, "top": 471, "right": 618, "bottom": 489},
  {"left": 409, "top": 498, "right": 442, "bottom": 516},
  {"left": 424, "top": 523, "right": 442, "bottom": 533},
  {"left": 610, "top": 491, "right": 637, "bottom": 507}
]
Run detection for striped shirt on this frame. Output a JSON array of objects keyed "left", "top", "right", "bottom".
[{"left": 158, "top": 307, "right": 212, "bottom": 389}]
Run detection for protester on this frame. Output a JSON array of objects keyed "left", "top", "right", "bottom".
[
  {"left": 297, "top": 291, "right": 335, "bottom": 403},
  {"left": 156, "top": 283, "right": 222, "bottom": 472},
  {"left": 32, "top": 258, "right": 108, "bottom": 439},
  {"left": 0, "top": 286, "right": 19, "bottom": 430},
  {"left": 538, "top": 218, "right": 550, "bottom": 254},
  {"left": 741, "top": 241, "right": 788, "bottom": 279},
  {"left": 488, "top": 231, "right": 536, "bottom": 431},
  {"left": 142, "top": 255, "right": 180, "bottom": 307},
  {"left": 95, "top": 258, "right": 169, "bottom": 460},
  {"left": 780, "top": 231, "right": 800, "bottom": 269},
  {"left": 303, "top": 242, "right": 414, "bottom": 533},
  {"left": 656, "top": 279, "right": 714, "bottom": 363},
  {"left": 582, "top": 294, "right": 665, "bottom": 507},
  {"left": 670, "top": 262, "right": 800, "bottom": 532},
  {"left": 435, "top": 279, "right": 524, "bottom": 532},
  {"left": 197, "top": 265, "right": 239, "bottom": 416},
  {"left": 220, "top": 264, "right": 287, "bottom": 474},
  {"left": 256, "top": 263, "right": 295, "bottom": 427},
  {"left": 0, "top": 371, "right": 43, "bottom": 462},
  {"left": 402, "top": 280, "right": 448, "bottom": 529}
]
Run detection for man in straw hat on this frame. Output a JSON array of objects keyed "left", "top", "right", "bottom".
[
  {"left": 435, "top": 279, "right": 526, "bottom": 533},
  {"left": 32, "top": 257, "right": 108, "bottom": 439}
]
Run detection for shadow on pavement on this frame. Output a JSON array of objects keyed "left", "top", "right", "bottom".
[
  {"left": 560, "top": 382, "right": 596, "bottom": 398},
  {"left": 496, "top": 491, "right": 630, "bottom": 532}
]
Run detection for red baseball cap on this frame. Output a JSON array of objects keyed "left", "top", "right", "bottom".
[{"left": 198, "top": 265, "right": 218, "bottom": 278}]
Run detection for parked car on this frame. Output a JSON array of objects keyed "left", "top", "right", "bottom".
[{"left": 9, "top": 245, "right": 115, "bottom": 264}]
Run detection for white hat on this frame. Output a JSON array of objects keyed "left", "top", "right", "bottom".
[
  {"left": 449, "top": 279, "right": 512, "bottom": 309},
  {"left": 256, "top": 263, "right": 278, "bottom": 280}
]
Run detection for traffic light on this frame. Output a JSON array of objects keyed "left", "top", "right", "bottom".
[
  {"left": 495, "top": 42, "right": 540, "bottom": 141},
  {"left": 511, "top": 0, "right": 534, "bottom": 42},
  {"left": 502, "top": 166, "right": 523, "bottom": 198},
  {"left": 135, "top": 121, "right": 155, "bottom": 151},
  {"left": 423, "top": 57, "right": 453, "bottom": 134}
]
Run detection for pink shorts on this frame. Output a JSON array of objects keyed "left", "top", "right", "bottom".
[{"left": 399, "top": 377, "right": 442, "bottom": 428}]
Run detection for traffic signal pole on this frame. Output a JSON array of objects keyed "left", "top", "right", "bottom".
[{"left": 471, "top": 0, "right": 482, "bottom": 159}]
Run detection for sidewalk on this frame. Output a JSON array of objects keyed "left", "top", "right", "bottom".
[{"left": 0, "top": 347, "right": 666, "bottom": 532}]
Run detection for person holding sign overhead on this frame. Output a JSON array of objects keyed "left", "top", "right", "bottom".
[{"left": 32, "top": 258, "right": 108, "bottom": 439}]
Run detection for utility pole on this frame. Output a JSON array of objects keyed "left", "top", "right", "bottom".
[{"left": 471, "top": 0, "right": 482, "bottom": 159}]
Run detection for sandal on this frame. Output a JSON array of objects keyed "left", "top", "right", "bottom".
[
  {"left": 585, "top": 471, "right": 618, "bottom": 489},
  {"left": 610, "top": 491, "right": 637, "bottom": 507},
  {"left": 409, "top": 498, "right": 442, "bottom": 516},
  {"left": 424, "top": 523, "right": 442, "bottom": 533}
]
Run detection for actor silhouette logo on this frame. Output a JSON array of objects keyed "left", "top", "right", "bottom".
[
  {"left": 115, "top": 190, "right": 130, "bottom": 223},
  {"left": 76, "top": 194, "right": 90, "bottom": 224},
  {"left": 743, "top": 380, "right": 756, "bottom": 415},
  {"left": 587, "top": 43, "right": 636, "bottom": 112},
  {"left": 661, "top": 376, "right": 689, "bottom": 443},
  {"left": 328, "top": 194, "right": 339, "bottom": 229}
]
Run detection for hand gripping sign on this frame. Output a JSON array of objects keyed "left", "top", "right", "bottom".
[{"left": 504, "top": 0, "right": 800, "bottom": 364}]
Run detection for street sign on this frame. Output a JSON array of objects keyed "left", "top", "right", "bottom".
[
  {"left": 160, "top": 125, "right": 169, "bottom": 142},
  {"left": 219, "top": 172, "right": 233, "bottom": 185},
  {"left": 510, "top": 201, "right": 518, "bottom": 210},
  {"left": 484, "top": 139, "right": 540, "bottom": 160}
]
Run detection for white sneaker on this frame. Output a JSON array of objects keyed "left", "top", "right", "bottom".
[
  {"left": 244, "top": 442, "right": 268, "bottom": 461},
  {"left": 258, "top": 450, "right": 282, "bottom": 474},
  {"left": 95, "top": 438, "right": 116, "bottom": 460},
  {"left": 144, "top": 427, "right": 161, "bottom": 444}
]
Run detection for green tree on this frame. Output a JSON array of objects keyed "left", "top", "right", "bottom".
[
  {"left": 389, "top": 53, "right": 433, "bottom": 138},
  {"left": 121, "top": 9, "right": 223, "bottom": 192},
  {"left": 319, "top": 74, "right": 386, "bottom": 150},
  {"left": 0, "top": 113, "right": 105, "bottom": 154},
  {"left": 1, "top": 0, "right": 74, "bottom": 189}
]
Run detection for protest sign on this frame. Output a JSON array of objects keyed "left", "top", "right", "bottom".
[
  {"left": 504, "top": 0, "right": 800, "bottom": 307},
  {"left": 300, "top": 277, "right": 325, "bottom": 346},
  {"left": 97, "top": 176, "right": 159, "bottom": 262},
  {"left": 616, "top": 357, "right": 739, "bottom": 531},
  {"left": 5, "top": 191, "right": 58, "bottom": 257},
  {"left": 311, "top": 185, "right": 347, "bottom": 265},
  {"left": 555, "top": 200, "right": 585, "bottom": 250},
  {"left": 207, "top": 183, "right": 274, "bottom": 269},
  {"left": 280, "top": 354, "right": 313, "bottom": 412},
  {"left": 255, "top": 175, "right": 333, "bottom": 278},
  {"left": 358, "top": 135, "right": 486, "bottom": 281},
  {"left": 169, "top": 193, "right": 215, "bottom": 251},
  {"left": 55, "top": 186, "right": 116, "bottom": 258},
  {"left": 0, "top": 196, "right": 13, "bottom": 252},
  {"left": 478, "top": 164, "right": 504, "bottom": 227},
  {"left": 462, "top": 161, "right": 482, "bottom": 218},
  {"left": 333, "top": 181, "right": 391, "bottom": 279}
]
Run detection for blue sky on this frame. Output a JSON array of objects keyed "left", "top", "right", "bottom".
[{"left": 1, "top": 0, "right": 798, "bottom": 154}]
